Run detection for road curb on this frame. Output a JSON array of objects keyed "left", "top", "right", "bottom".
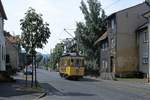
[
  {"left": 33, "top": 81, "right": 49, "bottom": 99},
  {"left": 34, "top": 90, "right": 48, "bottom": 100},
  {"left": 38, "top": 92, "right": 48, "bottom": 99}
]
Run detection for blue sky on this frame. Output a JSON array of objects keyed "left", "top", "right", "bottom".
[{"left": 1, "top": 0, "right": 144, "bottom": 54}]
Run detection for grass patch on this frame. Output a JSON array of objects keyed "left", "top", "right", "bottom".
[
  {"left": 32, "top": 82, "right": 44, "bottom": 91},
  {"left": 113, "top": 78, "right": 118, "bottom": 81},
  {"left": 21, "top": 82, "right": 44, "bottom": 93},
  {"left": 116, "top": 78, "right": 145, "bottom": 83}
]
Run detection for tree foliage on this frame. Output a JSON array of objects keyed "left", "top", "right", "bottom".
[
  {"left": 75, "top": 0, "right": 107, "bottom": 69},
  {"left": 48, "top": 43, "right": 64, "bottom": 70},
  {"left": 20, "top": 8, "right": 51, "bottom": 55}
]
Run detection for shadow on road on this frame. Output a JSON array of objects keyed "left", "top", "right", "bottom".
[
  {"left": 0, "top": 79, "right": 41, "bottom": 97},
  {"left": 79, "top": 77, "right": 100, "bottom": 82},
  {"left": 41, "top": 83, "right": 96, "bottom": 97},
  {"left": 64, "top": 77, "right": 100, "bottom": 82}
]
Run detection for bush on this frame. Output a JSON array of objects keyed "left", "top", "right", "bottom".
[{"left": 85, "top": 67, "right": 100, "bottom": 77}]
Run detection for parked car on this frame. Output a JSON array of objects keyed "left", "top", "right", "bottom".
[{"left": 23, "top": 64, "right": 33, "bottom": 75}]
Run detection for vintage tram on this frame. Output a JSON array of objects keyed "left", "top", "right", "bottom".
[{"left": 59, "top": 53, "right": 85, "bottom": 80}]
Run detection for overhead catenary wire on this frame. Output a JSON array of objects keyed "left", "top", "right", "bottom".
[{"left": 64, "top": 28, "right": 75, "bottom": 38}]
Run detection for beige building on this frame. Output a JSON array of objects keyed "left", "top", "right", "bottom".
[
  {"left": 0, "top": 0, "right": 7, "bottom": 71},
  {"left": 4, "top": 32, "right": 20, "bottom": 73},
  {"left": 97, "top": 2, "right": 150, "bottom": 78},
  {"left": 137, "top": 10, "right": 150, "bottom": 77}
]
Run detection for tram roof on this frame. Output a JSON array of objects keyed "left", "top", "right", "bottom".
[{"left": 61, "top": 53, "right": 84, "bottom": 58}]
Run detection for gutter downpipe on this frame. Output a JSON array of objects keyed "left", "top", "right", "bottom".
[{"left": 148, "top": 17, "right": 150, "bottom": 83}]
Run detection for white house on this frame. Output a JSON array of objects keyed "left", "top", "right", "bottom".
[{"left": 0, "top": 0, "right": 7, "bottom": 71}]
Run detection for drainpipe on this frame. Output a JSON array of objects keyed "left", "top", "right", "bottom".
[{"left": 148, "top": 17, "right": 150, "bottom": 83}]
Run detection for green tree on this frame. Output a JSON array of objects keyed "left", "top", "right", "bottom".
[
  {"left": 20, "top": 7, "right": 51, "bottom": 87},
  {"left": 48, "top": 43, "right": 64, "bottom": 70},
  {"left": 75, "top": 0, "right": 106, "bottom": 74}
]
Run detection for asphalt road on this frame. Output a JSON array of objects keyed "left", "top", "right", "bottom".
[{"left": 37, "top": 69, "right": 150, "bottom": 100}]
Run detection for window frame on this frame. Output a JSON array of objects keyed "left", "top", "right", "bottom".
[
  {"left": 142, "top": 56, "right": 148, "bottom": 64},
  {"left": 143, "top": 31, "right": 148, "bottom": 43}
]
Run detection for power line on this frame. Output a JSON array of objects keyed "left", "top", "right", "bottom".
[
  {"left": 64, "top": 28, "right": 75, "bottom": 30},
  {"left": 64, "top": 28, "right": 74, "bottom": 38}
]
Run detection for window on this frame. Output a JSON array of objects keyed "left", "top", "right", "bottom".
[
  {"left": 102, "top": 60, "right": 108, "bottom": 68},
  {"left": 111, "top": 19, "right": 115, "bottom": 29},
  {"left": 142, "top": 56, "right": 148, "bottom": 64},
  {"left": 0, "top": 44, "right": 2, "bottom": 61},
  {"left": 107, "top": 20, "right": 111, "bottom": 28},
  {"left": 2, "top": 46, "right": 4, "bottom": 60},
  {"left": 102, "top": 61, "right": 105, "bottom": 68},
  {"left": 70, "top": 59, "right": 74, "bottom": 66},
  {"left": 105, "top": 42, "right": 108, "bottom": 50},
  {"left": 101, "top": 42, "right": 108, "bottom": 51},
  {"left": 75, "top": 59, "right": 80, "bottom": 67},
  {"left": 81, "top": 59, "right": 84, "bottom": 67},
  {"left": 105, "top": 61, "right": 108, "bottom": 69},
  {"left": 6, "top": 54, "right": 10, "bottom": 63},
  {"left": 102, "top": 44, "right": 104, "bottom": 50},
  {"left": 105, "top": 61, "right": 108, "bottom": 72},
  {"left": 143, "top": 32, "right": 148, "bottom": 43},
  {"left": 3, "top": 47, "right": 5, "bottom": 61},
  {"left": 102, "top": 60, "right": 108, "bottom": 72},
  {"left": 111, "top": 39, "right": 115, "bottom": 48},
  {"left": 101, "top": 43, "right": 104, "bottom": 51}
]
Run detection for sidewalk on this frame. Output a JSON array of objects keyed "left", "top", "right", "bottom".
[
  {"left": 90, "top": 76, "right": 150, "bottom": 91},
  {"left": 0, "top": 72, "right": 43, "bottom": 100},
  {"left": 84, "top": 76, "right": 150, "bottom": 98}
]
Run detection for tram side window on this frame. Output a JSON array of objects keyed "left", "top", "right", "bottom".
[
  {"left": 64, "top": 59, "right": 68, "bottom": 67},
  {"left": 67, "top": 59, "right": 70, "bottom": 66},
  {"left": 70, "top": 59, "right": 74, "bottom": 66},
  {"left": 81, "top": 59, "right": 84, "bottom": 67},
  {"left": 75, "top": 59, "right": 80, "bottom": 67},
  {"left": 70, "top": 58, "right": 84, "bottom": 67}
]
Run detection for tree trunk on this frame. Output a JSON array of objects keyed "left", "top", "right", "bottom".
[
  {"left": 34, "top": 55, "right": 37, "bottom": 87},
  {"left": 25, "top": 64, "right": 27, "bottom": 87},
  {"left": 31, "top": 55, "right": 34, "bottom": 87}
]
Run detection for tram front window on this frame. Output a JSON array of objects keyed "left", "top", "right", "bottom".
[{"left": 75, "top": 59, "right": 80, "bottom": 67}]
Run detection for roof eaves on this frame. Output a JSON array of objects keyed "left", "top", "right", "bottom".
[
  {"left": 106, "top": 2, "right": 147, "bottom": 20},
  {"left": 105, "top": 13, "right": 116, "bottom": 20},
  {"left": 136, "top": 22, "right": 148, "bottom": 32},
  {"left": 0, "top": 0, "right": 7, "bottom": 20},
  {"left": 143, "top": 10, "right": 150, "bottom": 18},
  {"left": 94, "top": 32, "right": 108, "bottom": 45}
]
